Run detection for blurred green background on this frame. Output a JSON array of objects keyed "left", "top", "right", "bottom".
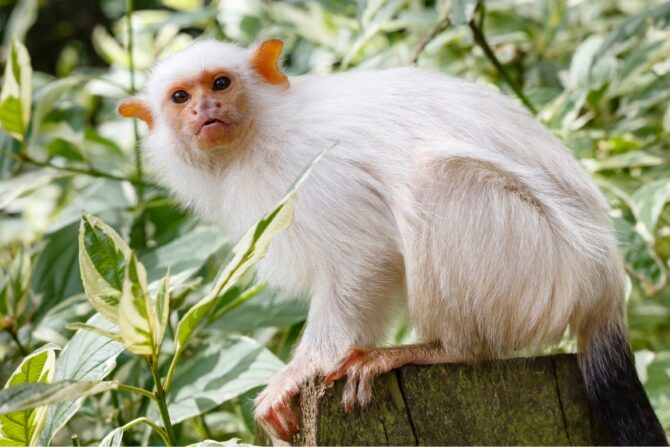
[{"left": 1, "top": 0, "right": 670, "bottom": 444}]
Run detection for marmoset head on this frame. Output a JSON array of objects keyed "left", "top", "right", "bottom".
[{"left": 118, "top": 39, "right": 288, "bottom": 153}]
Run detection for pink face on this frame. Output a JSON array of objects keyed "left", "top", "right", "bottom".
[{"left": 163, "top": 69, "right": 249, "bottom": 151}]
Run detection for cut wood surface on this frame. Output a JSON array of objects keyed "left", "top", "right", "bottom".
[{"left": 256, "top": 354, "right": 610, "bottom": 446}]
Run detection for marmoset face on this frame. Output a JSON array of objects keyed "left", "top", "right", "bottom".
[
  {"left": 118, "top": 39, "right": 288, "bottom": 157},
  {"left": 162, "top": 69, "right": 249, "bottom": 151}
]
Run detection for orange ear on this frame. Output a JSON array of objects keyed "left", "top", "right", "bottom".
[
  {"left": 251, "top": 39, "right": 289, "bottom": 88},
  {"left": 118, "top": 97, "right": 154, "bottom": 129}
]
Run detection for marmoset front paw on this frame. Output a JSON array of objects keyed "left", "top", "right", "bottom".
[{"left": 254, "top": 363, "right": 315, "bottom": 442}]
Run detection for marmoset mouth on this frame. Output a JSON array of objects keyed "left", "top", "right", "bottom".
[{"left": 197, "top": 118, "right": 228, "bottom": 134}]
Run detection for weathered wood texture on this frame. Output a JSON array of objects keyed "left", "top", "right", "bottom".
[{"left": 257, "top": 354, "right": 610, "bottom": 446}]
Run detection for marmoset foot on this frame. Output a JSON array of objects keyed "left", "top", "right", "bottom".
[{"left": 325, "top": 342, "right": 451, "bottom": 412}]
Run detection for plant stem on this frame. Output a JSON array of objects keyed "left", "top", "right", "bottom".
[
  {"left": 126, "top": 0, "right": 145, "bottom": 208},
  {"left": 6, "top": 328, "right": 28, "bottom": 356},
  {"left": 117, "top": 383, "right": 157, "bottom": 401},
  {"left": 411, "top": 14, "right": 451, "bottom": 64},
  {"left": 120, "top": 417, "right": 171, "bottom": 446},
  {"left": 199, "top": 414, "right": 214, "bottom": 439},
  {"left": 468, "top": 16, "right": 537, "bottom": 114},
  {"left": 148, "top": 359, "right": 177, "bottom": 446},
  {"left": 3, "top": 149, "right": 152, "bottom": 188},
  {"left": 70, "top": 434, "right": 81, "bottom": 447}
]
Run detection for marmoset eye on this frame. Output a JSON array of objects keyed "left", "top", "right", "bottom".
[
  {"left": 171, "top": 90, "right": 190, "bottom": 104},
  {"left": 213, "top": 76, "right": 231, "bottom": 91}
]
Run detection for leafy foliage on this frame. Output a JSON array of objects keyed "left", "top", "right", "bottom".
[{"left": 0, "top": 0, "right": 669, "bottom": 444}]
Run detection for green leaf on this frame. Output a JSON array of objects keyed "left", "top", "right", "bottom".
[
  {"left": 210, "top": 285, "right": 306, "bottom": 333},
  {"left": 118, "top": 254, "right": 158, "bottom": 356},
  {"left": 39, "top": 314, "right": 125, "bottom": 445},
  {"left": 630, "top": 179, "right": 670, "bottom": 244},
  {"left": 30, "top": 75, "right": 88, "bottom": 140},
  {"left": 0, "top": 345, "right": 58, "bottom": 447},
  {"left": 0, "top": 381, "right": 117, "bottom": 416},
  {"left": 167, "top": 336, "right": 283, "bottom": 423},
  {"left": 614, "top": 216, "right": 666, "bottom": 295},
  {"left": 0, "top": 39, "right": 31, "bottom": 141},
  {"left": 0, "top": 246, "right": 31, "bottom": 322},
  {"left": 595, "top": 2, "right": 670, "bottom": 61},
  {"left": 342, "top": 0, "right": 407, "bottom": 68},
  {"left": 139, "top": 226, "right": 229, "bottom": 283},
  {"left": 78, "top": 212, "right": 132, "bottom": 324},
  {"left": 171, "top": 149, "right": 326, "bottom": 363}
]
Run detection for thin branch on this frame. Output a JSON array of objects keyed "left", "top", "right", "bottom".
[
  {"left": 126, "top": 0, "right": 145, "bottom": 205},
  {"left": 411, "top": 15, "right": 451, "bottom": 65},
  {"left": 119, "top": 417, "right": 171, "bottom": 446},
  {"left": 468, "top": 16, "right": 537, "bottom": 114},
  {"left": 149, "top": 358, "right": 177, "bottom": 446},
  {"left": 3, "top": 149, "right": 153, "bottom": 188},
  {"left": 5, "top": 328, "right": 28, "bottom": 356},
  {"left": 117, "top": 383, "right": 157, "bottom": 401}
]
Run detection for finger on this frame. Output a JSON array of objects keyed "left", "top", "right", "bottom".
[
  {"left": 267, "top": 408, "right": 291, "bottom": 442},
  {"left": 326, "top": 349, "right": 365, "bottom": 385}
]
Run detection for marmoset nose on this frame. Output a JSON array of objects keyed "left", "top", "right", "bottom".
[{"left": 191, "top": 96, "right": 219, "bottom": 115}]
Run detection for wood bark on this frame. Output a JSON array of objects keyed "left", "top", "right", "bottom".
[{"left": 256, "top": 354, "right": 610, "bottom": 446}]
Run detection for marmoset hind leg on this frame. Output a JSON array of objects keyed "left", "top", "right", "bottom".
[{"left": 329, "top": 155, "right": 612, "bottom": 409}]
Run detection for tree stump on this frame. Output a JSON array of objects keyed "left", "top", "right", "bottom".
[{"left": 256, "top": 354, "right": 610, "bottom": 446}]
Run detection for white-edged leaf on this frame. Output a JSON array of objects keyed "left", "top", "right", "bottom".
[
  {"left": 155, "top": 269, "right": 170, "bottom": 347},
  {"left": 98, "top": 427, "right": 123, "bottom": 447},
  {"left": 0, "top": 344, "right": 58, "bottom": 446},
  {"left": 66, "top": 322, "right": 122, "bottom": 343},
  {"left": 0, "top": 38, "right": 31, "bottom": 141},
  {"left": 30, "top": 75, "right": 88, "bottom": 139},
  {"left": 581, "top": 151, "right": 665, "bottom": 173},
  {"left": 568, "top": 35, "right": 605, "bottom": 89},
  {"left": 0, "top": 169, "right": 59, "bottom": 210},
  {"left": 0, "top": 381, "right": 117, "bottom": 415},
  {"left": 451, "top": 0, "right": 476, "bottom": 25},
  {"left": 119, "top": 254, "right": 158, "bottom": 356},
  {"left": 630, "top": 179, "right": 670, "bottom": 244},
  {"left": 39, "top": 314, "right": 125, "bottom": 445},
  {"left": 78, "top": 212, "right": 132, "bottom": 324},
  {"left": 167, "top": 336, "right": 283, "bottom": 423},
  {"left": 172, "top": 149, "right": 327, "bottom": 361}
]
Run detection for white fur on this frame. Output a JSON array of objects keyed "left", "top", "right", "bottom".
[{"left": 141, "top": 39, "right": 625, "bottom": 409}]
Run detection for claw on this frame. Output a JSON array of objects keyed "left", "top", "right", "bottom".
[
  {"left": 325, "top": 349, "right": 365, "bottom": 385},
  {"left": 267, "top": 407, "right": 291, "bottom": 442},
  {"left": 344, "top": 397, "right": 354, "bottom": 415},
  {"left": 276, "top": 401, "right": 298, "bottom": 434}
]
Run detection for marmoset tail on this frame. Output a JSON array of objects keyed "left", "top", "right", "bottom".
[{"left": 119, "top": 39, "right": 667, "bottom": 445}]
